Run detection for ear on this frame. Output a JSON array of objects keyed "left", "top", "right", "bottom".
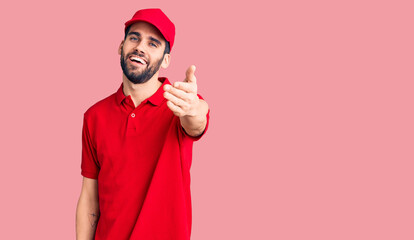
[
  {"left": 118, "top": 40, "right": 124, "bottom": 55},
  {"left": 161, "top": 53, "right": 171, "bottom": 69}
]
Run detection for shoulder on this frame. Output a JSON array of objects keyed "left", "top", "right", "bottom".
[{"left": 84, "top": 92, "right": 117, "bottom": 121}]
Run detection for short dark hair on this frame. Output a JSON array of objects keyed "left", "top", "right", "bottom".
[{"left": 124, "top": 25, "right": 171, "bottom": 55}]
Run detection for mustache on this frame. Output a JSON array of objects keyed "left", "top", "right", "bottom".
[{"left": 126, "top": 52, "right": 148, "bottom": 62}]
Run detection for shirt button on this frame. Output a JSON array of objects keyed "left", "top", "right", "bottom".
[{"left": 131, "top": 113, "right": 135, "bottom": 118}]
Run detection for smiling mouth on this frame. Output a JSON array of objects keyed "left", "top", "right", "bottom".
[{"left": 129, "top": 55, "right": 147, "bottom": 65}]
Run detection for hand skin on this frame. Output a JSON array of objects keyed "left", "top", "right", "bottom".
[{"left": 163, "top": 65, "right": 209, "bottom": 137}]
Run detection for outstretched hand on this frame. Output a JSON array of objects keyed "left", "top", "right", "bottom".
[{"left": 163, "top": 65, "right": 200, "bottom": 117}]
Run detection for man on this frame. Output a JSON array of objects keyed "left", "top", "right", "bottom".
[{"left": 76, "top": 8, "right": 210, "bottom": 240}]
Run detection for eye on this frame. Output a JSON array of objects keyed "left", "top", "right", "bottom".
[
  {"left": 149, "top": 42, "right": 158, "bottom": 48},
  {"left": 130, "top": 36, "right": 138, "bottom": 41}
]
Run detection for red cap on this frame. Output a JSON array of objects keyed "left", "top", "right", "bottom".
[{"left": 124, "top": 8, "right": 175, "bottom": 50}]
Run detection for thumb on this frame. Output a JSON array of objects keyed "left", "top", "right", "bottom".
[{"left": 185, "top": 65, "right": 197, "bottom": 83}]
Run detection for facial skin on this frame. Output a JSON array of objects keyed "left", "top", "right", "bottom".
[{"left": 119, "top": 22, "right": 170, "bottom": 84}]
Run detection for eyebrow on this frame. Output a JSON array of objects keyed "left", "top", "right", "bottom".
[
  {"left": 128, "top": 31, "right": 141, "bottom": 37},
  {"left": 128, "top": 31, "right": 163, "bottom": 46},
  {"left": 149, "top": 37, "right": 162, "bottom": 46}
]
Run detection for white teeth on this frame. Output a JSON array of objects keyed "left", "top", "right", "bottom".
[{"left": 130, "top": 56, "right": 146, "bottom": 64}]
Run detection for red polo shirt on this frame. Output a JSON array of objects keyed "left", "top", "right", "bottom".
[{"left": 81, "top": 77, "right": 209, "bottom": 240}]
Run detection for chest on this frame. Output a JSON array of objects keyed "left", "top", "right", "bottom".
[{"left": 93, "top": 103, "right": 178, "bottom": 167}]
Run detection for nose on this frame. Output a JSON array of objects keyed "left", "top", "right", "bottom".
[{"left": 134, "top": 41, "right": 145, "bottom": 54}]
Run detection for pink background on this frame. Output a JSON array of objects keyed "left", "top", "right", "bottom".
[{"left": 0, "top": 0, "right": 413, "bottom": 239}]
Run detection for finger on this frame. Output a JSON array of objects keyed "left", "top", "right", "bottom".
[
  {"left": 173, "top": 81, "right": 197, "bottom": 94},
  {"left": 185, "top": 65, "right": 197, "bottom": 83},
  {"left": 163, "top": 84, "right": 188, "bottom": 99},
  {"left": 166, "top": 100, "right": 185, "bottom": 117},
  {"left": 163, "top": 91, "right": 189, "bottom": 109}
]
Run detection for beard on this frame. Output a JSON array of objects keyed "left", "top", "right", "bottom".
[{"left": 120, "top": 49, "right": 163, "bottom": 84}]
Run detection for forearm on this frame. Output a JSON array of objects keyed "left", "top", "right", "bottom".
[
  {"left": 180, "top": 99, "right": 209, "bottom": 137},
  {"left": 76, "top": 194, "right": 100, "bottom": 240}
]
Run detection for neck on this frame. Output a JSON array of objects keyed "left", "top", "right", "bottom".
[{"left": 122, "top": 72, "right": 162, "bottom": 107}]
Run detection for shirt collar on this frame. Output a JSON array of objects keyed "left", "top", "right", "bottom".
[{"left": 115, "top": 77, "right": 170, "bottom": 106}]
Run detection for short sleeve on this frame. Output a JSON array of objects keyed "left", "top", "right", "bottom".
[
  {"left": 81, "top": 114, "right": 100, "bottom": 179},
  {"left": 179, "top": 94, "right": 210, "bottom": 141}
]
